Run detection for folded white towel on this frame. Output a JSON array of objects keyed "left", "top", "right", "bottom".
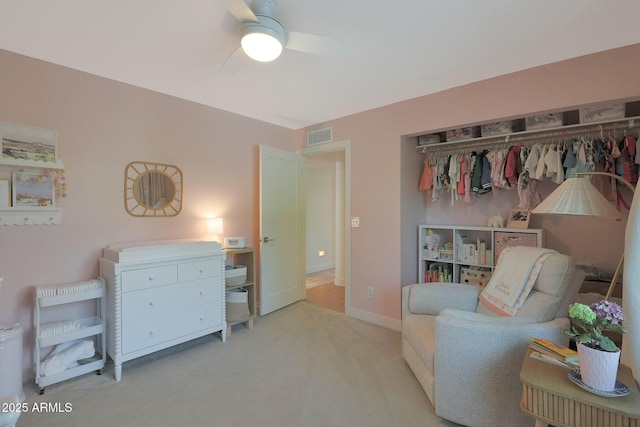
[{"left": 41, "top": 339, "right": 95, "bottom": 377}]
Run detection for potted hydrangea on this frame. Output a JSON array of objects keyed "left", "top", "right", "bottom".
[{"left": 564, "top": 300, "right": 627, "bottom": 391}]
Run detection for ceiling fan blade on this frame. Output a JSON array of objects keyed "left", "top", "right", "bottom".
[
  {"left": 222, "top": 0, "right": 259, "bottom": 23},
  {"left": 219, "top": 46, "right": 248, "bottom": 74},
  {"left": 285, "top": 31, "right": 356, "bottom": 58}
]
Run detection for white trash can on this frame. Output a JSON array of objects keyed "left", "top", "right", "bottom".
[{"left": 0, "top": 323, "right": 24, "bottom": 401}]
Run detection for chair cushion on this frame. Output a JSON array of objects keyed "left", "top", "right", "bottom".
[
  {"left": 402, "top": 314, "right": 436, "bottom": 373},
  {"left": 408, "top": 283, "right": 480, "bottom": 315}
]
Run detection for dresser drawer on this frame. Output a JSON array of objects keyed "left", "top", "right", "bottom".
[
  {"left": 122, "top": 302, "right": 222, "bottom": 354},
  {"left": 178, "top": 259, "right": 221, "bottom": 282},
  {"left": 121, "top": 265, "right": 177, "bottom": 292},
  {"left": 122, "top": 279, "right": 220, "bottom": 323}
]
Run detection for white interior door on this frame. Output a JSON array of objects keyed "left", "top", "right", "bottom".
[{"left": 259, "top": 145, "right": 305, "bottom": 315}]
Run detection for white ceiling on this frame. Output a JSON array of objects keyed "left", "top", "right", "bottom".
[{"left": 1, "top": 1, "right": 640, "bottom": 130}]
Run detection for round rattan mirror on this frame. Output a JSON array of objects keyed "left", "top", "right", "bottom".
[{"left": 124, "top": 161, "right": 182, "bottom": 217}]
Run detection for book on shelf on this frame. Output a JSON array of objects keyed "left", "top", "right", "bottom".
[{"left": 529, "top": 337, "right": 579, "bottom": 364}]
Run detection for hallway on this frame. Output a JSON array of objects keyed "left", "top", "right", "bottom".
[{"left": 305, "top": 269, "right": 344, "bottom": 313}]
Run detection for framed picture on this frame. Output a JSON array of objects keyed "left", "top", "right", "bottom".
[
  {"left": 0, "top": 179, "right": 9, "bottom": 208},
  {"left": 507, "top": 209, "right": 530, "bottom": 229},
  {"left": 0, "top": 121, "right": 57, "bottom": 163},
  {"left": 12, "top": 171, "right": 55, "bottom": 207}
]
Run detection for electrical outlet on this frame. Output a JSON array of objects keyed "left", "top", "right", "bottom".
[
  {"left": 367, "top": 287, "right": 374, "bottom": 298},
  {"left": 351, "top": 216, "right": 360, "bottom": 227},
  {"left": 318, "top": 250, "right": 326, "bottom": 257}
]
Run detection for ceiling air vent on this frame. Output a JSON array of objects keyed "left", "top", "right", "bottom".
[{"left": 307, "top": 127, "right": 333, "bottom": 146}]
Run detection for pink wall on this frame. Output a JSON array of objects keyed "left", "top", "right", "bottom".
[
  {"left": 0, "top": 50, "right": 294, "bottom": 371},
  {"left": 296, "top": 43, "right": 640, "bottom": 322},
  {"left": 3, "top": 43, "right": 640, "bottom": 374}
]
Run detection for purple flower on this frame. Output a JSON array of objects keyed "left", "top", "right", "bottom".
[{"left": 589, "top": 300, "right": 626, "bottom": 325}]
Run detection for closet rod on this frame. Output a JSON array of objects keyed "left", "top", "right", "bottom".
[{"left": 417, "top": 115, "right": 640, "bottom": 156}]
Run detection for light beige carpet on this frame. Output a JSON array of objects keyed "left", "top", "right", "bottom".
[{"left": 19, "top": 301, "right": 460, "bottom": 427}]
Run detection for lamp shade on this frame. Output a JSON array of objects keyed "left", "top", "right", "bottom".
[
  {"left": 531, "top": 177, "right": 621, "bottom": 218},
  {"left": 208, "top": 217, "right": 224, "bottom": 236}
]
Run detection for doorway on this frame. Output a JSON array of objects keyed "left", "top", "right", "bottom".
[{"left": 301, "top": 140, "right": 351, "bottom": 314}]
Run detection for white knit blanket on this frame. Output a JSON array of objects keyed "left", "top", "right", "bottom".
[{"left": 479, "top": 246, "right": 556, "bottom": 316}]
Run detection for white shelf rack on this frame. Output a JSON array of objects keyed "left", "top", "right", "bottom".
[{"left": 34, "top": 278, "right": 106, "bottom": 394}]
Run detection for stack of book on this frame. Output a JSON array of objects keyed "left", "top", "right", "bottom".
[{"left": 529, "top": 337, "right": 579, "bottom": 368}]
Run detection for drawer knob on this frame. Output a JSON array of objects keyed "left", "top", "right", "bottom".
[
  {"left": 199, "top": 316, "right": 204, "bottom": 321},
  {"left": 148, "top": 276, "right": 154, "bottom": 281},
  {"left": 199, "top": 290, "right": 204, "bottom": 296},
  {"left": 199, "top": 268, "right": 204, "bottom": 273},
  {"left": 148, "top": 300, "right": 154, "bottom": 306},
  {"left": 149, "top": 330, "right": 155, "bottom": 336}
]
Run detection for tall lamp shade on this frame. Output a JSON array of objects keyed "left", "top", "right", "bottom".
[{"left": 532, "top": 172, "right": 639, "bottom": 387}]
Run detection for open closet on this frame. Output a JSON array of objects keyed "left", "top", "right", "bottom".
[{"left": 417, "top": 102, "right": 640, "bottom": 212}]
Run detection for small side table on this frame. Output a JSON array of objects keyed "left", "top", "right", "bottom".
[{"left": 520, "top": 349, "right": 640, "bottom": 427}]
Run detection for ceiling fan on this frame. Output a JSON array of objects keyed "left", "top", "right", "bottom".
[{"left": 222, "top": 0, "right": 355, "bottom": 67}]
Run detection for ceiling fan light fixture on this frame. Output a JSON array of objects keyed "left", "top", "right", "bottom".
[{"left": 241, "top": 16, "right": 285, "bottom": 62}]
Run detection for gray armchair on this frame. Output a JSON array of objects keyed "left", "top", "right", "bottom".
[{"left": 402, "top": 251, "right": 584, "bottom": 427}]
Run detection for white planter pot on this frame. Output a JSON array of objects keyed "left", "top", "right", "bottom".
[{"left": 577, "top": 342, "right": 620, "bottom": 391}]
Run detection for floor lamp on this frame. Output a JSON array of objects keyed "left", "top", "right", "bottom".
[{"left": 532, "top": 172, "right": 639, "bottom": 386}]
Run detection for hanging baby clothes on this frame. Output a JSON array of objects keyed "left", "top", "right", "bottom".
[
  {"left": 534, "top": 145, "right": 549, "bottom": 180},
  {"left": 471, "top": 150, "right": 491, "bottom": 194},
  {"left": 448, "top": 153, "right": 460, "bottom": 206},
  {"left": 457, "top": 155, "right": 468, "bottom": 196},
  {"left": 618, "top": 135, "right": 638, "bottom": 185},
  {"left": 517, "top": 172, "right": 542, "bottom": 210},
  {"left": 431, "top": 156, "right": 443, "bottom": 203},
  {"left": 481, "top": 151, "right": 492, "bottom": 193},
  {"left": 601, "top": 136, "right": 621, "bottom": 203},
  {"left": 524, "top": 144, "right": 541, "bottom": 176},
  {"left": 565, "top": 138, "right": 589, "bottom": 176},
  {"left": 614, "top": 135, "right": 638, "bottom": 211},
  {"left": 544, "top": 144, "right": 564, "bottom": 184},
  {"left": 465, "top": 153, "right": 477, "bottom": 204},
  {"left": 419, "top": 158, "right": 433, "bottom": 191},
  {"left": 471, "top": 151, "right": 483, "bottom": 193},
  {"left": 504, "top": 144, "right": 523, "bottom": 185},
  {"left": 563, "top": 139, "right": 577, "bottom": 169}
]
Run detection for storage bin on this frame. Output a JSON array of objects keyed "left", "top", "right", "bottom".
[
  {"left": 225, "top": 265, "right": 247, "bottom": 286},
  {"left": 526, "top": 113, "right": 563, "bottom": 130},
  {"left": 580, "top": 103, "right": 625, "bottom": 123},
  {"left": 481, "top": 121, "right": 512, "bottom": 137},
  {"left": 418, "top": 133, "right": 441, "bottom": 145},
  {"left": 226, "top": 288, "right": 250, "bottom": 322},
  {"left": 446, "top": 127, "right": 479, "bottom": 142},
  {"left": 459, "top": 266, "right": 492, "bottom": 286}
]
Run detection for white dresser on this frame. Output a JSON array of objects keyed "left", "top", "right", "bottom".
[{"left": 99, "top": 239, "right": 226, "bottom": 381}]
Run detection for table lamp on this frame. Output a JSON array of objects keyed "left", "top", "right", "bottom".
[
  {"left": 532, "top": 171, "right": 639, "bottom": 387},
  {"left": 207, "top": 217, "right": 224, "bottom": 243}
]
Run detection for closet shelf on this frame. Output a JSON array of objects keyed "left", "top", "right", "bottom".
[{"left": 417, "top": 115, "right": 640, "bottom": 155}]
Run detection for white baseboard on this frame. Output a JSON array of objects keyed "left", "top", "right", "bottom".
[
  {"left": 346, "top": 307, "right": 401, "bottom": 331},
  {"left": 306, "top": 264, "right": 335, "bottom": 274}
]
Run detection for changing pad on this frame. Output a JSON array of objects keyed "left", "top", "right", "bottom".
[{"left": 103, "top": 239, "right": 222, "bottom": 263}]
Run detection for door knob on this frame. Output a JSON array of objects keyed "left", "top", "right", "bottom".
[{"left": 262, "top": 236, "right": 276, "bottom": 243}]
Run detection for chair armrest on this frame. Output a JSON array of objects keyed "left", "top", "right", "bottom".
[
  {"left": 435, "top": 309, "right": 570, "bottom": 356},
  {"left": 402, "top": 283, "right": 480, "bottom": 318},
  {"left": 433, "top": 310, "right": 570, "bottom": 426}
]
